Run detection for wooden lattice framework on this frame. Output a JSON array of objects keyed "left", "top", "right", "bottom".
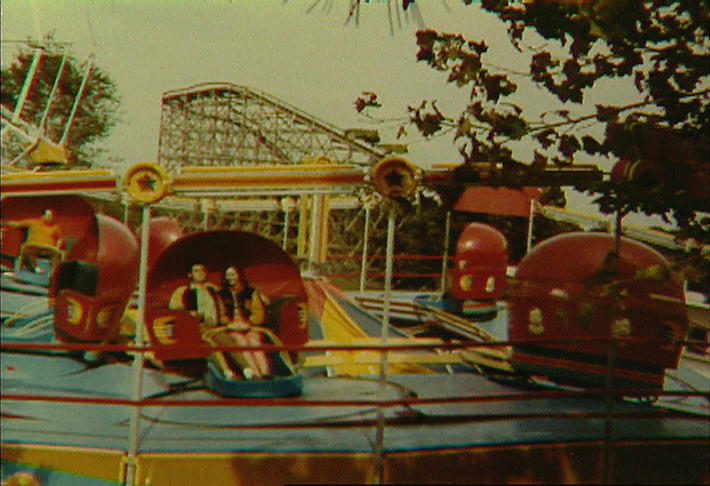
[
  {"left": 153, "top": 82, "right": 412, "bottom": 287},
  {"left": 158, "top": 82, "right": 386, "bottom": 169}
]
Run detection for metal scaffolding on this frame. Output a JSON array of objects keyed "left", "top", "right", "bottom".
[
  {"left": 157, "top": 82, "right": 387, "bottom": 169},
  {"left": 150, "top": 82, "right": 417, "bottom": 287}
]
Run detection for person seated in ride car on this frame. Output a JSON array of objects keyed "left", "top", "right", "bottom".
[
  {"left": 4, "top": 208, "right": 64, "bottom": 249},
  {"left": 218, "top": 265, "right": 272, "bottom": 379},
  {"left": 168, "top": 263, "right": 223, "bottom": 329},
  {"left": 3, "top": 208, "right": 65, "bottom": 272},
  {"left": 168, "top": 262, "right": 258, "bottom": 380}
]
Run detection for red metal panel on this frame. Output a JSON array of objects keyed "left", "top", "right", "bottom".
[
  {"left": 94, "top": 215, "right": 140, "bottom": 301},
  {"left": 509, "top": 232, "right": 688, "bottom": 389},
  {"left": 0, "top": 195, "right": 96, "bottom": 247},
  {"left": 454, "top": 186, "right": 541, "bottom": 217},
  {"left": 449, "top": 223, "right": 508, "bottom": 300},
  {"left": 147, "top": 230, "right": 309, "bottom": 350},
  {"left": 142, "top": 217, "right": 184, "bottom": 270},
  {"left": 51, "top": 215, "right": 139, "bottom": 343},
  {"left": 1, "top": 227, "right": 24, "bottom": 260},
  {"left": 54, "top": 289, "right": 127, "bottom": 343},
  {"left": 145, "top": 308, "right": 207, "bottom": 361}
]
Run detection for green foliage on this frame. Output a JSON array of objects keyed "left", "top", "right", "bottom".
[
  {"left": 359, "top": 1, "right": 708, "bottom": 243},
  {"left": 1, "top": 37, "right": 121, "bottom": 167},
  {"left": 495, "top": 3, "right": 706, "bottom": 225}
]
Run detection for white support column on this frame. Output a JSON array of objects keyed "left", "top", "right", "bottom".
[
  {"left": 122, "top": 194, "right": 131, "bottom": 225},
  {"left": 281, "top": 197, "right": 295, "bottom": 250},
  {"left": 526, "top": 198, "right": 536, "bottom": 253},
  {"left": 124, "top": 205, "right": 151, "bottom": 486},
  {"left": 200, "top": 199, "right": 212, "bottom": 230},
  {"left": 359, "top": 196, "right": 374, "bottom": 291},
  {"left": 380, "top": 205, "right": 395, "bottom": 372},
  {"left": 12, "top": 48, "right": 44, "bottom": 123},
  {"left": 38, "top": 51, "right": 68, "bottom": 131},
  {"left": 440, "top": 210, "right": 451, "bottom": 292},
  {"left": 308, "top": 194, "right": 322, "bottom": 274},
  {"left": 374, "top": 203, "right": 396, "bottom": 485},
  {"left": 60, "top": 56, "right": 94, "bottom": 145}
]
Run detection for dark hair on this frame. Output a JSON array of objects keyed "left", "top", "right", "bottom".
[
  {"left": 221, "top": 265, "right": 248, "bottom": 289},
  {"left": 188, "top": 262, "right": 207, "bottom": 276}
]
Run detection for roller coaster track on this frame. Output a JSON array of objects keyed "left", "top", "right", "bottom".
[{"left": 158, "top": 82, "right": 388, "bottom": 169}]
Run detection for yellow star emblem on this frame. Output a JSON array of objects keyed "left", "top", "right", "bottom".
[
  {"left": 124, "top": 162, "right": 170, "bottom": 203},
  {"left": 371, "top": 156, "right": 418, "bottom": 199}
]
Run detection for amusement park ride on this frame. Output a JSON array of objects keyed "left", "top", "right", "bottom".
[{"left": 1, "top": 49, "right": 708, "bottom": 486}]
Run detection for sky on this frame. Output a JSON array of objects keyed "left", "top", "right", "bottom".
[{"left": 0, "top": 0, "right": 676, "bottom": 228}]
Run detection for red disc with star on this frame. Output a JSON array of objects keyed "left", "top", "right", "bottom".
[
  {"left": 124, "top": 162, "right": 171, "bottom": 203},
  {"left": 371, "top": 156, "right": 418, "bottom": 199}
]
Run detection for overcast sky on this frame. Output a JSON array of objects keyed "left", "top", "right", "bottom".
[
  {"left": 2, "top": 1, "right": 493, "bottom": 164},
  {"left": 1, "top": 0, "right": 672, "bottom": 227}
]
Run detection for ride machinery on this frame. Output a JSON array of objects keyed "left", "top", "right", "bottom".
[
  {"left": 1, "top": 83, "right": 707, "bottom": 485},
  {"left": 2, "top": 157, "right": 707, "bottom": 485}
]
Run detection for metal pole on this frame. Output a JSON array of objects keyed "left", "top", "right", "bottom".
[
  {"left": 1, "top": 119, "right": 36, "bottom": 144},
  {"left": 359, "top": 200, "right": 372, "bottom": 292},
  {"left": 374, "top": 204, "right": 395, "bottom": 484},
  {"left": 308, "top": 195, "right": 322, "bottom": 275},
  {"left": 317, "top": 195, "right": 330, "bottom": 264},
  {"left": 124, "top": 205, "right": 151, "bottom": 486},
  {"left": 440, "top": 210, "right": 451, "bottom": 293},
  {"left": 38, "top": 51, "right": 68, "bottom": 131},
  {"left": 380, "top": 204, "right": 395, "bottom": 372},
  {"left": 296, "top": 196, "right": 308, "bottom": 260},
  {"left": 12, "top": 48, "right": 43, "bottom": 123},
  {"left": 526, "top": 198, "right": 535, "bottom": 253},
  {"left": 60, "top": 56, "right": 94, "bottom": 145},
  {"left": 122, "top": 195, "right": 130, "bottom": 225},
  {"left": 603, "top": 215, "right": 623, "bottom": 484},
  {"left": 201, "top": 199, "right": 210, "bottom": 231},
  {"left": 282, "top": 199, "right": 291, "bottom": 251}
]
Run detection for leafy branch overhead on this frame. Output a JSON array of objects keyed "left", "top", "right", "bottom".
[{"left": 357, "top": 0, "right": 709, "bottom": 237}]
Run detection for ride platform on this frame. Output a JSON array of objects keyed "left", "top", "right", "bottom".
[{"left": 2, "top": 349, "right": 708, "bottom": 485}]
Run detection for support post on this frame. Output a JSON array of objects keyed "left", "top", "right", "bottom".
[
  {"left": 38, "top": 51, "right": 68, "bottom": 131},
  {"left": 200, "top": 199, "right": 208, "bottom": 231},
  {"left": 380, "top": 204, "right": 395, "bottom": 373},
  {"left": 526, "top": 198, "right": 536, "bottom": 253},
  {"left": 124, "top": 205, "right": 151, "bottom": 486},
  {"left": 281, "top": 197, "right": 294, "bottom": 251},
  {"left": 12, "top": 48, "right": 43, "bottom": 123},
  {"left": 59, "top": 56, "right": 94, "bottom": 145},
  {"left": 359, "top": 198, "right": 373, "bottom": 291},
  {"left": 440, "top": 210, "right": 451, "bottom": 293},
  {"left": 122, "top": 194, "right": 131, "bottom": 225},
  {"left": 297, "top": 196, "right": 309, "bottom": 260},
  {"left": 308, "top": 194, "right": 322, "bottom": 275},
  {"left": 317, "top": 195, "right": 330, "bottom": 264},
  {"left": 374, "top": 204, "right": 396, "bottom": 484}
]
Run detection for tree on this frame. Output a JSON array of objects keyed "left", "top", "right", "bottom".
[
  {"left": 356, "top": 1, "right": 709, "bottom": 244},
  {"left": 1, "top": 37, "right": 121, "bottom": 168}
]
